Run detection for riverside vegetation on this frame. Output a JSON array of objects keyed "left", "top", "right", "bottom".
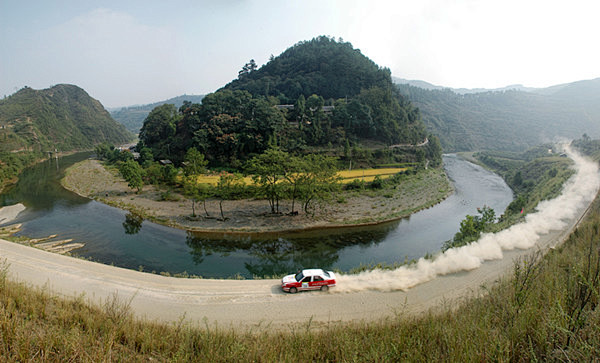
[{"left": 1, "top": 152, "right": 600, "bottom": 361}]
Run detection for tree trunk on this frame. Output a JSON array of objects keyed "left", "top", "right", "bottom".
[{"left": 203, "top": 199, "right": 210, "bottom": 217}]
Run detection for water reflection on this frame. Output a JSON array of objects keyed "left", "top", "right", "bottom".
[
  {"left": 186, "top": 222, "right": 399, "bottom": 276},
  {"left": 122, "top": 213, "right": 143, "bottom": 235},
  {"left": 1, "top": 153, "right": 90, "bottom": 210}
]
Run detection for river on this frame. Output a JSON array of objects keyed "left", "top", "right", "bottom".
[{"left": 0, "top": 153, "right": 513, "bottom": 278}]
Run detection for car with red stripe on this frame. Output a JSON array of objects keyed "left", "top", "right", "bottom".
[{"left": 281, "top": 269, "right": 336, "bottom": 293}]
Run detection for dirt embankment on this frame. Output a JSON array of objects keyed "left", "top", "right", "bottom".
[{"left": 61, "top": 159, "right": 451, "bottom": 233}]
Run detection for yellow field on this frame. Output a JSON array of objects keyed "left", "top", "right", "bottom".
[
  {"left": 190, "top": 168, "right": 406, "bottom": 185},
  {"left": 193, "top": 175, "right": 254, "bottom": 185}
]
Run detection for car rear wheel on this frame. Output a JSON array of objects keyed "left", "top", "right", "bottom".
[
  {"left": 320, "top": 285, "right": 329, "bottom": 292},
  {"left": 289, "top": 287, "right": 298, "bottom": 294}
]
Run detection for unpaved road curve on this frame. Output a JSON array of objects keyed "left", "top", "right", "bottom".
[{"left": 0, "top": 203, "right": 584, "bottom": 331}]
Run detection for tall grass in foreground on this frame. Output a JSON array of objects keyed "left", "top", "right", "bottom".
[{"left": 2, "top": 197, "right": 600, "bottom": 361}]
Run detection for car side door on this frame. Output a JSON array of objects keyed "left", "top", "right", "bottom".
[
  {"left": 309, "top": 275, "right": 326, "bottom": 288},
  {"left": 300, "top": 276, "right": 311, "bottom": 290}
]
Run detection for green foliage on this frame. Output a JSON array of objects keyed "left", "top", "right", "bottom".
[
  {"left": 215, "top": 172, "right": 245, "bottom": 220},
  {"left": 118, "top": 159, "right": 144, "bottom": 192},
  {"left": 183, "top": 147, "right": 208, "bottom": 176},
  {"left": 296, "top": 154, "right": 340, "bottom": 213},
  {"left": 110, "top": 94, "right": 204, "bottom": 134},
  {"left": 0, "top": 151, "right": 40, "bottom": 189},
  {"left": 223, "top": 36, "right": 392, "bottom": 103},
  {"left": 0, "top": 85, "right": 133, "bottom": 153},
  {"left": 138, "top": 104, "right": 180, "bottom": 161},
  {"left": 246, "top": 147, "right": 289, "bottom": 214},
  {"left": 369, "top": 175, "right": 384, "bottom": 189},
  {"left": 183, "top": 175, "right": 211, "bottom": 217},
  {"left": 443, "top": 206, "right": 496, "bottom": 251}
]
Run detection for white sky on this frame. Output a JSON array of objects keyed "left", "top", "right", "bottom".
[{"left": 1, "top": 0, "right": 599, "bottom": 108}]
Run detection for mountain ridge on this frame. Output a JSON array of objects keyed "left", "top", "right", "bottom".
[
  {"left": 395, "top": 78, "right": 600, "bottom": 152},
  {"left": 0, "top": 84, "right": 133, "bottom": 153}
]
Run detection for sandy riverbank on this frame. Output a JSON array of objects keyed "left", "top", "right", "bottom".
[
  {"left": 61, "top": 159, "right": 451, "bottom": 233},
  {"left": 0, "top": 203, "right": 25, "bottom": 224}
]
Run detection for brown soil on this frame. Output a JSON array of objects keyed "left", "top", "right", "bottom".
[{"left": 61, "top": 159, "right": 451, "bottom": 233}]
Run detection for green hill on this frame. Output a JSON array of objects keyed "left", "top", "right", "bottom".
[
  {"left": 0, "top": 84, "right": 133, "bottom": 153},
  {"left": 222, "top": 36, "right": 392, "bottom": 102},
  {"left": 397, "top": 79, "right": 600, "bottom": 152},
  {"left": 110, "top": 94, "right": 204, "bottom": 134},
  {"left": 138, "top": 36, "right": 439, "bottom": 167}
]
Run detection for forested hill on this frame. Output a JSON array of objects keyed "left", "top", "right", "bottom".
[
  {"left": 110, "top": 94, "right": 204, "bottom": 134},
  {"left": 222, "top": 36, "right": 392, "bottom": 102},
  {"left": 397, "top": 78, "right": 600, "bottom": 152},
  {"left": 137, "top": 36, "right": 441, "bottom": 168},
  {"left": 0, "top": 84, "right": 133, "bottom": 153}
]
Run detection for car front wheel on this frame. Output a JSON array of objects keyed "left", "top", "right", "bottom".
[
  {"left": 289, "top": 287, "right": 298, "bottom": 294},
  {"left": 320, "top": 285, "right": 329, "bottom": 292}
]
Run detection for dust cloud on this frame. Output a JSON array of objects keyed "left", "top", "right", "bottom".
[{"left": 336, "top": 146, "right": 600, "bottom": 293}]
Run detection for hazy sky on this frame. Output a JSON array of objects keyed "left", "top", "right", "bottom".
[{"left": 1, "top": 0, "right": 599, "bottom": 108}]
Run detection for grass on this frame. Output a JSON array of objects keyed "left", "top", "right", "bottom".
[{"left": 2, "top": 193, "right": 600, "bottom": 360}]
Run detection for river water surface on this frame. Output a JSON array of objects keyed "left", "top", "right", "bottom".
[{"left": 0, "top": 153, "right": 513, "bottom": 278}]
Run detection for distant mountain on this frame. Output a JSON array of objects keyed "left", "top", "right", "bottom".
[
  {"left": 0, "top": 84, "right": 133, "bottom": 153},
  {"left": 110, "top": 94, "right": 204, "bottom": 134},
  {"left": 392, "top": 77, "right": 536, "bottom": 94},
  {"left": 396, "top": 77, "right": 600, "bottom": 152}
]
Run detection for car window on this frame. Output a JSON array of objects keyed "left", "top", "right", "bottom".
[
  {"left": 301, "top": 276, "right": 311, "bottom": 283},
  {"left": 323, "top": 271, "right": 330, "bottom": 278},
  {"left": 314, "top": 276, "right": 324, "bottom": 281}
]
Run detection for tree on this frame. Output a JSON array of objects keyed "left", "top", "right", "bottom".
[
  {"left": 246, "top": 148, "right": 289, "bottom": 214},
  {"left": 183, "top": 147, "right": 208, "bottom": 176},
  {"left": 138, "top": 104, "right": 179, "bottom": 161},
  {"left": 183, "top": 175, "right": 211, "bottom": 217},
  {"left": 119, "top": 159, "right": 144, "bottom": 193},
  {"left": 282, "top": 155, "right": 305, "bottom": 215},
  {"left": 215, "top": 173, "right": 245, "bottom": 220},
  {"left": 297, "top": 154, "right": 340, "bottom": 214},
  {"left": 443, "top": 206, "right": 496, "bottom": 251},
  {"left": 238, "top": 59, "right": 258, "bottom": 79}
]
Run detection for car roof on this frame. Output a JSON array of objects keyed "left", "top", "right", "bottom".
[{"left": 302, "top": 269, "right": 326, "bottom": 276}]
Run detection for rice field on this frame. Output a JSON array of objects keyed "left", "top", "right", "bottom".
[
  {"left": 191, "top": 168, "right": 408, "bottom": 185},
  {"left": 338, "top": 168, "right": 406, "bottom": 183}
]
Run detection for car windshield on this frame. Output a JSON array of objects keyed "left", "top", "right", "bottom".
[{"left": 294, "top": 272, "right": 304, "bottom": 281}]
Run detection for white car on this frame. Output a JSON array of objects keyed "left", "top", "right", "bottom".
[{"left": 281, "top": 269, "right": 336, "bottom": 293}]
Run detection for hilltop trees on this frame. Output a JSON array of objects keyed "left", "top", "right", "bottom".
[
  {"left": 139, "top": 90, "right": 286, "bottom": 167},
  {"left": 137, "top": 36, "right": 439, "bottom": 169},
  {"left": 223, "top": 36, "right": 392, "bottom": 102},
  {"left": 138, "top": 104, "right": 179, "bottom": 161}
]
